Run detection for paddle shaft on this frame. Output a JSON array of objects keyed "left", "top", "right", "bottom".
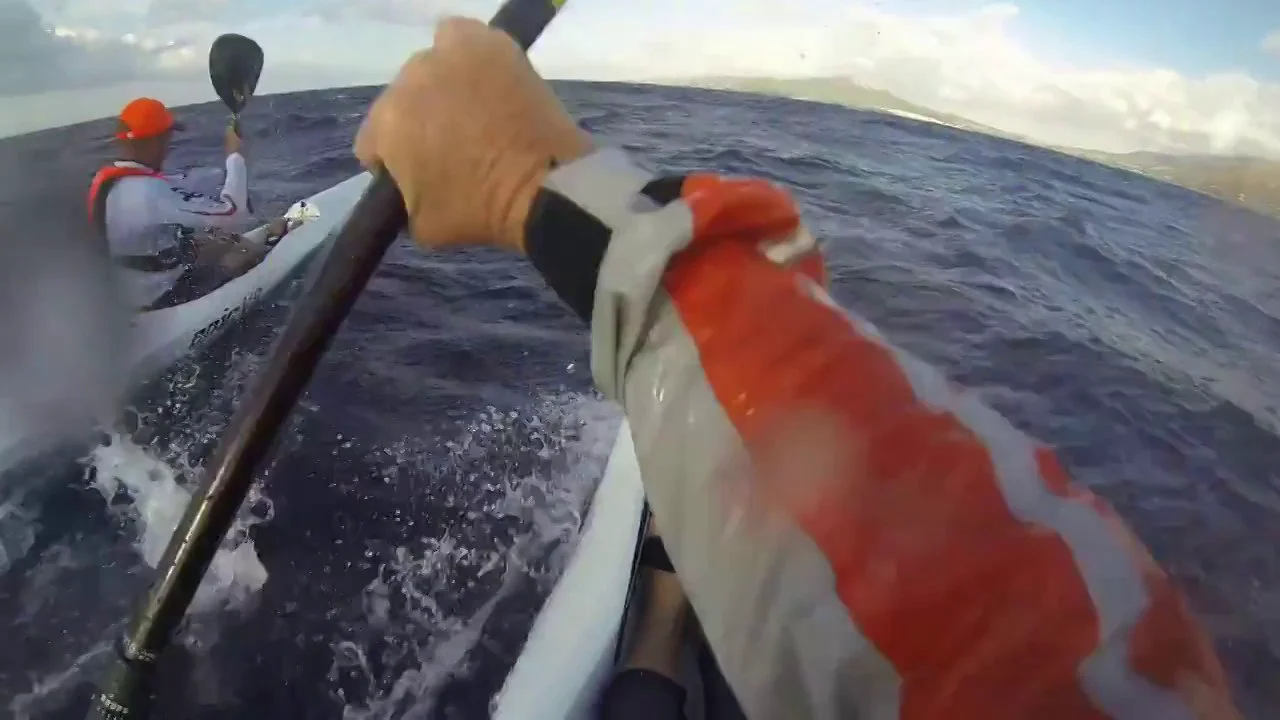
[{"left": 86, "top": 2, "right": 566, "bottom": 718}]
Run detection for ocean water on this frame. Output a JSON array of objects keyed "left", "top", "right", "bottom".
[{"left": 0, "top": 80, "right": 1278, "bottom": 719}]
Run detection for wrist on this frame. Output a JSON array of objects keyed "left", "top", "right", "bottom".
[
  {"left": 498, "top": 130, "right": 593, "bottom": 253},
  {"left": 520, "top": 147, "right": 660, "bottom": 323},
  {"left": 499, "top": 158, "right": 549, "bottom": 255}
]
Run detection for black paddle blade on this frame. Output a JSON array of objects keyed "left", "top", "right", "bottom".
[{"left": 209, "top": 33, "right": 263, "bottom": 114}]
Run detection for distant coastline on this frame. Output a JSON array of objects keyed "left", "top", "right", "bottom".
[
  {"left": 6, "top": 75, "right": 1275, "bottom": 222},
  {"left": 653, "top": 75, "right": 1280, "bottom": 221}
]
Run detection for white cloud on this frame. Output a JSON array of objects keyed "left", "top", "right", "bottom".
[
  {"left": 315, "top": 0, "right": 497, "bottom": 27},
  {"left": 818, "top": 4, "right": 1280, "bottom": 157},
  {"left": 1264, "top": 29, "right": 1280, "bottom": 57},
  {"left": 535, "top": 1, "right": 1280, "bottom": 157},
  {"left": 0, "top": 0, "right": 198, "bottom": 97},
  {"left": 3, "top": 0, "right": 1279, "bottom": 158},
  {"left": 144, "top": 0, "right": 231, "bottom": 26}
]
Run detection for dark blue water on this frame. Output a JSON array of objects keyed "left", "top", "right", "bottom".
[{"left": 1, "top": 81, "right": 1278, "bottom": 719}]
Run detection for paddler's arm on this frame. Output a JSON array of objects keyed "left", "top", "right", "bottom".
[
  {"left": 154, "top": 158, "right": 249, "bottom": 232},
  {"left": 156, "top": 126, "right": 252, "bottom": 233},
  {"left": 352, "top": 19, "right": 1238, "bottom": 719},
  {"left": 521, "top": 148, "right": 1240, "bottom": 720},
  {"left": 214, "top": 125, "right": 250, "bottom": 224}
]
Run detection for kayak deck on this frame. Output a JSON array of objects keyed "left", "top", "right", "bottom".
[{"left": 492, "top": 422, "right": 745, "bottom": 719}]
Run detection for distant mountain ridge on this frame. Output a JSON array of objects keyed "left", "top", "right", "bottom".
[
  {"left": 674, "top": 75, "right": 1011, "bottom": 137},
  {"left": 660, "top": 75, "right": 1280, "bottom": 221},
  {"left": 1065, "top": 148, "right": 1280, "bottom": 220}
]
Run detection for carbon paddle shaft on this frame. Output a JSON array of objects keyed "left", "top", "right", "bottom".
[{"left": 86, "top": 2, "right": 567, "bottom": 718}]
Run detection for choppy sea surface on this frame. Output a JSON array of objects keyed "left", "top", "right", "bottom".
[{"left": 0, "top": 81, "right": 1278, "bottom": 719}]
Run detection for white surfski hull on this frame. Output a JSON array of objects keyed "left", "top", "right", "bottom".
[
  {"left": 493, "top": 420, "right": 646, "bottom": 720},
  {"left": 0, "top": 172, "right": 373, "bottom": 472},
  {"left": 130, "top": 171, "right": 373, "bottom": 379}
]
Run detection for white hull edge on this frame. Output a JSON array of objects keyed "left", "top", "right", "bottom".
[
  {"left": 0, "top": 171, "right": 373, "bottom": 473},
  {"left": 130, "top": 171, "right": 373, "bottom": 378},
  {"left": 493, "top": 420, "right": 646, "bottom": 720}
]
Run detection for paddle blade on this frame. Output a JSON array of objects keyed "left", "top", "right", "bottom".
[{"left": 209, "top": 34, "right": 263, "bottom": 114}]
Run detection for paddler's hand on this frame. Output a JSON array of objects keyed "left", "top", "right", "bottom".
[
  {"left": 354, "top": 16, "right": 592, "bottom": 253},
  {"left": 265, "top": 217, "right": 289, "bottom": 238}
]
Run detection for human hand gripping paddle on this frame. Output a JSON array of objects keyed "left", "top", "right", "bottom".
[{"left": 84, "top": 2, "right": 571, "bottom": 718}]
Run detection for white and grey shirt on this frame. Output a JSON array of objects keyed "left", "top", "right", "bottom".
[{"left": 99, "top": 153, "right": 250, "bottom": 307}]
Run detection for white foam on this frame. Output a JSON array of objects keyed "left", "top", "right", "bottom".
[
  {"left": 7, "top": 366, "right": 614, "bottom": 717},
  {"left": 2, "top": 309, "right": 282, "bottom": 715},
  {"left": 333, "top": 393, "right": 620, "bottom": 719},
  {"left": 87, "top": 431, "right": 271, "bottom": 616},
  {"left": 8, "top": 641, "right": 115, "bottom": 719},
  {"left": 0, "top": 499, "right": 38, "bottom": 576}
]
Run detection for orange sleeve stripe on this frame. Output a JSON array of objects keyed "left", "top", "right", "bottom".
[
  {"left": 661, "top": 174, "right": 1231, "bottom": 719},
  {"left": 681, "top": 173, "right": 800, "bottom": 242}
]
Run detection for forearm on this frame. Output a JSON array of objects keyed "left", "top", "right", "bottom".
[
  {"left": 522, "top": 148, "right": 1236, "bottom": 719},
  {"left": 219, "top": 152, "right": 249, "bottom": 215}
]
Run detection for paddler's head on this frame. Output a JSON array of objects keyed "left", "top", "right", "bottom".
[{"left": 114, "top": 97, "right": 184, "bottom": 170}]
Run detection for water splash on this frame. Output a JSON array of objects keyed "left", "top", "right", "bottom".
[
  {"left": 87, "top": 431, "right": 272, "bottom": 615},
  {"left": 0, "top": 500, "right": 37, "bottom": 576},
  {"left": 0, "top": 340, "right": 284, "bottom": 717},
  {"left": 330, "top": 393, "right": 619, "bottom": 719}
]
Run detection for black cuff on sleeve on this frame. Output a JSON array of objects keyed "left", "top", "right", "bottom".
[{"left": 524, "top": 175, "right": 689, "bottom": 324}]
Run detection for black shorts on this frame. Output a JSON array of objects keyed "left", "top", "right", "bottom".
[
  {"left": 599, "top": 646, "right": 747, "bottom": 720},
  {"left": 599, "top": 668, "right": 687, "bottom": 720}
]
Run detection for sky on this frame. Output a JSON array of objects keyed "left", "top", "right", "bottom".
[{"left": 1, "top": 0, "right": 1278, "bottom": 157}]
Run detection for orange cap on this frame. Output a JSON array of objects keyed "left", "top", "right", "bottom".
[{"left": 115, "top": 97, "right": 184, "bottom": 140}]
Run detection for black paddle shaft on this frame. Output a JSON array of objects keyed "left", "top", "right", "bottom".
[{"left": 85, "top": 2, "right": 567, "bottom": 718}]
